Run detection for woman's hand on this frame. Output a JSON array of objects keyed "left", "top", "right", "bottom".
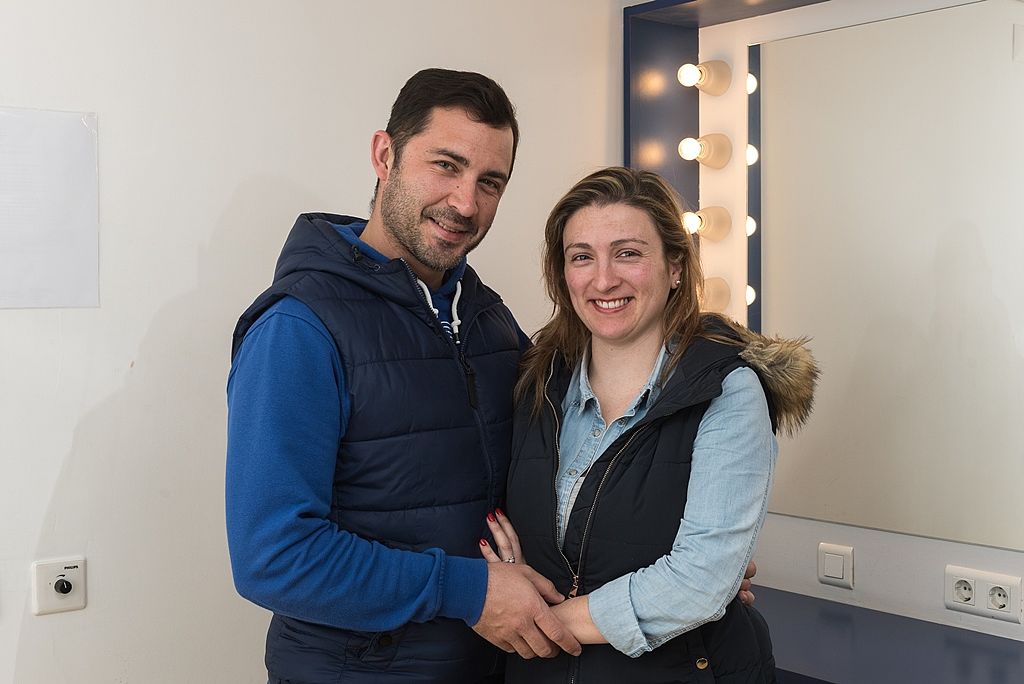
[
  {"left": 479, "top": 508, "right": 524, "bottom": 566},
  {"left": 739, "top": 560, "right": 757, "bottom": 606}
]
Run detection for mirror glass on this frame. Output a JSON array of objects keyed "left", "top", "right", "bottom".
[{"left": 755, "top": 1, "right": 1024, "bottom": 550}]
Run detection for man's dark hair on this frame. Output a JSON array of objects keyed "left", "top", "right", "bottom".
[{"left": 386, "top": 68, "right": 520, "bottom": 177}]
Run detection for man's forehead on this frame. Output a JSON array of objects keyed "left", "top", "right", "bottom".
[{"left": 412, "top": 107, "right": 513, "bottom": 163}]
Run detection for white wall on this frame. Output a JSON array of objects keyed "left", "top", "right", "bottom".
[
  {"left": 698, "top": 0, "right": 1024, "bottom": 641},
  {"left": 0, "top": 1, "right": 624, "bottom": 681}
]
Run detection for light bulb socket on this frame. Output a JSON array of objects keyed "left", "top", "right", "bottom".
[
  {"left": 692, "top": 206, "right": 731, "bottom": 242},
  {"left": 702, "top": 277, "right": 731, "bottom": 313},
  {"left": 696, "top": 133, "right": 732, "bottom": 169},
  {"left": 694, "top": 60, "right": 732, "bottom": 96}
]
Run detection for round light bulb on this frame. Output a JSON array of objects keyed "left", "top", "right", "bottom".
[
  {"left": 677, "top": 63, "right": 702, "bottom": 87},
  {"left": 745, "top": 216, "right": 757, "bottom": 236},
  {"left": 682, "top": 212, "right": 703, "bottom": 234},
  {"left": 678, "top": 137, "right": 702, "bottom": 161},
  {"left": 746, "top": 285, "right": 757, "bottom": 306},
  {"left": 746, "top": 144, "right": 759, "bottom": 166},
  {"left": 746, "top": 73, "right": 758, "bottom": 95}
]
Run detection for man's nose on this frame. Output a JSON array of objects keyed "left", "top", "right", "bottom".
[{"left": 447, "top": 182, "right": 478, "bottom": 218}]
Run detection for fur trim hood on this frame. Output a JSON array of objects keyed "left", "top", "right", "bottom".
[{"left": 735, "top": 326, "right": 820, "bottom": 437}]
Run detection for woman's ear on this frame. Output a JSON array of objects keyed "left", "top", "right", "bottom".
[
  {"left": 370, "top": 130, "right": 395, "bottom": 183},
  {"left": 670, "top": 259, "right": 684, "bottom": 288}
]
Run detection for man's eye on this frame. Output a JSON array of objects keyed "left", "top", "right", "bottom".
[
  {"left": 436, "top": 160, "right": 455, "bottom": 171},
  {"left": 618, "top": 250, "right": 641, "bottom": 258}
]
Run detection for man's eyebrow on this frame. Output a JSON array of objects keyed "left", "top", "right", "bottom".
[
  {"left": 564, "top": 237, "right": 650, "bottom": 252},
  {"left": 428, "top": 147, "right": 509, "bottom": 185}
]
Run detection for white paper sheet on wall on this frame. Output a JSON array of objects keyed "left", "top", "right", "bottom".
[{"left": 0, "top": 107, "right": 99, "bottom": 308}]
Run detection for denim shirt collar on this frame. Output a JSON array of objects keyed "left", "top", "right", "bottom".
[{"left": 563, "top": 344, "right": 672, "bottom": 418}]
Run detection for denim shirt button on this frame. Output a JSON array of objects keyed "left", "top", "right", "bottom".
[
  {"left": 568, "top": 469, "right": 578, "bottom": 476},
  {"left": 591, "top": 428, "right": 601, "bottom": 437}
]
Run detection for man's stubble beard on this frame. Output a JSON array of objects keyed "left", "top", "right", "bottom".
[{"left": 379, "top": 164, "right": 485, "bottom": 274}]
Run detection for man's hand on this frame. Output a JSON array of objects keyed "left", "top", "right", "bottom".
[
  {"left": 472, "top": 562, "right": 582, "bottom": 659},
  {"left": 739, "top": 560, "right": 757, "bottom": 606}
]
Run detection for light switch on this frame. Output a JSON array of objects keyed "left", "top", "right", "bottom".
[
  {"left": 31, "top": 557, "right": 87, "bottom": 615},
  {"left": 818, "top": 543, "right": 854, "bottom": 589},
  {"left": 823, "top": 552, "right": 844, "bottom": 579}
]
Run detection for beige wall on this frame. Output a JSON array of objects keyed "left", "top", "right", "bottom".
[{"left": 0, "top": 1, "right": 624, "bottom": 681}]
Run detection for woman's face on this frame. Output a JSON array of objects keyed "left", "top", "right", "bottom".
[{"left": 562, "top": 203, "right": 682, "bottom": 350}]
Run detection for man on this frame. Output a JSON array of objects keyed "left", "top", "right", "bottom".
[
  {"left": 226, "top": 68, "right": 755, "bottom": 683},
  {"left": 226, "top": 69, "right": 579, "bottom": 683}
]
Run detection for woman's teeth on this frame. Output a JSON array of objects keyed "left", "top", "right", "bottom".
[{"left": 595, "top": 298, "right": 630, "bottom": 309}]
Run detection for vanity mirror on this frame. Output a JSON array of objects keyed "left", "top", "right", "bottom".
[{"left": 750, "top": 0, "right": 1024, "bottom": 550}]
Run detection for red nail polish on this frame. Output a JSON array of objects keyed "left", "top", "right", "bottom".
[
  {"left": 479, "top": 538, "right": 488, "bottom": 547},
  {"left": 496, "top": 507, "right": 505, "bottom": 517},
  {"left": 487, "top": 512, "right": 496, "bottom": 523}
]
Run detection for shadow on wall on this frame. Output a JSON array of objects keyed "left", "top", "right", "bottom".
[{"left": 15, "top": 177, "right": 325, "bottom": 682}]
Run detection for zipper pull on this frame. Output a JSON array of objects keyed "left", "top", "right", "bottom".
[
  {"left": 568, "top": 574, "right": 579, "bottom": 598},
  {"left": 460, "top": 354, "right": 478, "bottom": 408}
]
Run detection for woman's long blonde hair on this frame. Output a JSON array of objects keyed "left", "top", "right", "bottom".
[{"left": 516, "top": 167, "right": 714, "bottom": 415}]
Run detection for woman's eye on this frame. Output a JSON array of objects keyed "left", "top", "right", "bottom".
[{"left": 569, "top": 253, "right": 590, "bottom": 262}]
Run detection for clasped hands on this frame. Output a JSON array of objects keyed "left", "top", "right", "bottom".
[
  {"left": 471, "top": 508, "right": 581, "bottom": 659},
  {"left": 471, "top": 508, "right": 758, "bottom": 660}
]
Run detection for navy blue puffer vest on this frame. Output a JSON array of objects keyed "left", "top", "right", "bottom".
[
  {"left": 505, "top": 334, "right": 776, "bottom": 684},
  {"left": 233, "top": 213, "right": 521, "bottom": 682}
]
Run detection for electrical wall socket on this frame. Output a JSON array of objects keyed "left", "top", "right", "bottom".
[{"left": 944, "top": 564, "right": 1021, "bottom": 624}]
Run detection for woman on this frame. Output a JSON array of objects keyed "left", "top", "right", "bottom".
[{"left": 481, "top": 167, "right": 817, "bottom": 683}]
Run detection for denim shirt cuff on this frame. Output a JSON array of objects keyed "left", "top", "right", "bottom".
[{"left": 587, "top": 574, "right": 651, "bottom": 658}]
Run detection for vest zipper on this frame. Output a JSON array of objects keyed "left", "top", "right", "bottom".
[
  {"left": 459, "top": 352, "right": 479, "bottom": 408},
  {"left": 573, "top": 425, "right": 648, "bottom": 588},
  {"left": 543, "top": 360, "right": 579, "bottom": 597},
  {"left": 543, "top": 358, "right": 650, "bottom": 598},
  {"left": 401, "top": 262, "right": 479, "bottom": 408}
]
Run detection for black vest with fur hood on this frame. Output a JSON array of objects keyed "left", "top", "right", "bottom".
[{"left": 505, "top": 318, "right": 818, "bottom": 684}]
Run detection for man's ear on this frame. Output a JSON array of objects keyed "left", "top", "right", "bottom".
[{"left": 370, "top": 130, "right": 395, "bottom": 183}]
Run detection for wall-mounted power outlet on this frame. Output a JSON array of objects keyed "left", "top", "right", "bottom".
[{"left": 944, "top": 565, "right": 1021, "bottom": 624}]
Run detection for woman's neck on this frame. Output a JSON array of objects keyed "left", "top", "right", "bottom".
[{"left": 586, "top": 329, "right": 665, "bottom": 424}]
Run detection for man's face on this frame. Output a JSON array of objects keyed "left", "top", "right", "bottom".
[{"left": 378, "top": 107, "right": 514, "bottom": 278}]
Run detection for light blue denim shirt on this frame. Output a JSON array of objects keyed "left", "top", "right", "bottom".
[
  {"left": 558, "top": 351, "right": 777, "bottom": 658},
  {"left": 556, "top": 345, "right": 670, "bottom": 546}
]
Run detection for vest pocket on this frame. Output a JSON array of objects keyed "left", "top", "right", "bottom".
[{"left": 354, "top": 626, "right": 404, "bottom": 667}]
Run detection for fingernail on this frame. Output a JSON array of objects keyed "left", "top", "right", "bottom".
[
  {"left": 487, "top": 512, "right": 496, "bottom": 522},
  {"left": 479, "top": 538, "right": 488, "bottom": 547},
  {"left": 495, "top": 507, "right": 505, "bottom": 517}
]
